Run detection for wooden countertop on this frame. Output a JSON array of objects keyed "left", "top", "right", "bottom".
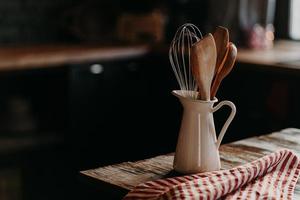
[
  {"left": 0, "top": 40, "right": 299, "bottom": 72},
  {"left": 0, "top": 44, "right": 150, "bottom": 71},
  {"left": 80, "top": 128, "right": 300, "bottom": 199},
  {"left": 237, "top": 40, "right": 300, "bottom": 70}
]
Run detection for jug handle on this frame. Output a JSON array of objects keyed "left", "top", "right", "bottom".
[{"left": 212, "top": 101, "right": 236, "bottom": 149}]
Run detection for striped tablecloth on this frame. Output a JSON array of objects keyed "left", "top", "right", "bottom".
[{"left": 124, "top": 149, "right": 300, "bottom": 200}]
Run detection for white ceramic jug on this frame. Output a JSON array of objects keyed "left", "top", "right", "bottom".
[{"left": 172, "top": 90, "right": 236, "bottom": 174}]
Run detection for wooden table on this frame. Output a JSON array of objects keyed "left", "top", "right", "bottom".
[{"left": 80, "top": 128, "right": 300, "bottom": 199}]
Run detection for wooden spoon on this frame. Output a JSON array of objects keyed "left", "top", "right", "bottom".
[
  {"left": 210, "top": 42, "right": 237, "bottom": 99},
  {"left": 213, "top": 26, "right": 229, "bottom": 75},
  {"left": 191, "top": 33, "right": 217, "bottom": 101}
]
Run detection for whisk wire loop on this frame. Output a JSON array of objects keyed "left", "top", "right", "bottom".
[{"left": 169, "top": 23, "right": 203, "bottom": 99}]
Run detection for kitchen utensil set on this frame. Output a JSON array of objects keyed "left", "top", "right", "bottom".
[{"left": 170, "top": 24, "right": 237, "bottom": 100}]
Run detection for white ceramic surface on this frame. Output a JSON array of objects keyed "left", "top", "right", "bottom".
[{"left": 172, "top": 90, "right": 236, "bottom": 174}]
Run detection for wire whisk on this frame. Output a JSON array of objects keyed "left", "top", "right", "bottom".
[{"left": 169, "top": 23, "right": 203, "bottom": 99}]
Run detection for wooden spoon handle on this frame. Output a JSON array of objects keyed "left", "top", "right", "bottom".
[
  {"left": 211, "top": 43, "right": 237, "bottom": 99},
  {"left": 213, "top": 26, "right": 229, "bottom": 75}
]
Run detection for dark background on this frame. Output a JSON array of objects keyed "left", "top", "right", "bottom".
[
  {"left": 0, "top": 0, "right": 291, "bottom": 45},
  {"left": 0, "top": 0, "right": 298, "bottom": 199}
]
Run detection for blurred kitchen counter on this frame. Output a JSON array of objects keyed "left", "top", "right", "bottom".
[
  {"left": 0, "top": 44, "right": 150, "bottom": 71},
  {"left": 237, "top": 40, "right": 300, "bottom": 70},
  {"left": 0, "top": 40, "right": 299, "bottom": 72}
]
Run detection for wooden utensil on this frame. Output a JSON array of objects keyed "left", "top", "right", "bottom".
[
  {"left": 191, "top": 33, "right": 217, "bottom": 100},
  {"left": 211, "top": 42, "right": 237, "bottom": 99},
  {"left": 213, "top": 26, "right": 229, "bottom": 75}
]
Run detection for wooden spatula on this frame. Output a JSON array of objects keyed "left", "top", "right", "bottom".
[
  {"left": 213, "top": 26, "right": 229, "bottom": 75},
  {"left": 191, "top": 33, "right": 217, "bottom": 101},
  {"left": 211, "top": 42, "right": 237, "bottom": 99}
]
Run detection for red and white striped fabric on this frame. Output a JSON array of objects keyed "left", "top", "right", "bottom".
[{"left": 123, "top": 149, "right": 300, "bottom": 200}]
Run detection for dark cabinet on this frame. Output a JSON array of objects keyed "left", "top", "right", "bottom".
[
  {"left": 216, "top": 63, "right": 300, "bottom": 141},
  {"left": 69, "top": 55, "right": 181, "bottom": 168}
]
